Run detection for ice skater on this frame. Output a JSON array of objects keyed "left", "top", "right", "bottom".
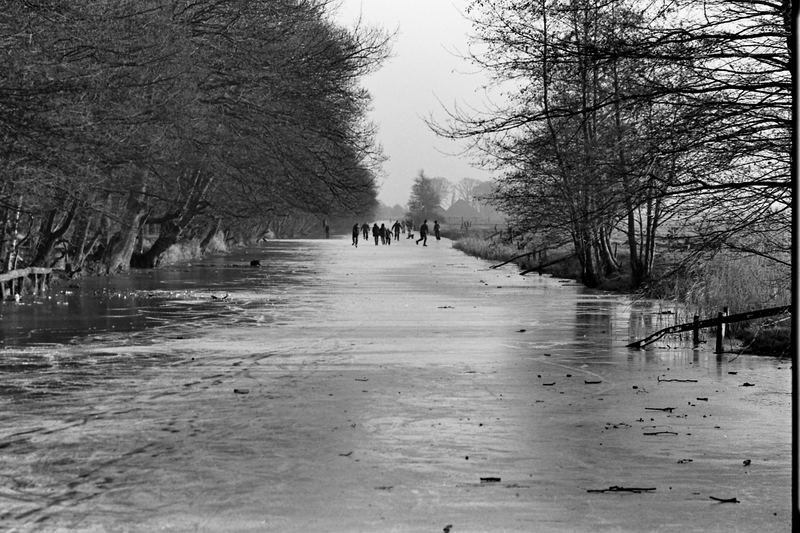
[{"left": 416, "top": 220, "right": 429, "bottom": 246}]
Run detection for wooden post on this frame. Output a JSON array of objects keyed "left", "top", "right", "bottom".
[
  {"left": 722, "top": 306, "right": 728, "bottom": 341},
  {"left": 715, "top": 311, "right": 724, "bottom": 354},
  {"left": 693, "top": 315, "right": 700, "bottom": 347}
]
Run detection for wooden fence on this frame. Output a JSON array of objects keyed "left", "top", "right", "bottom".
[
  {"left": 626, "top": 305, "right": 791, "bottom": 352},
  {"left": 0, "top": 267, "right": 53, "bottom": 301}
]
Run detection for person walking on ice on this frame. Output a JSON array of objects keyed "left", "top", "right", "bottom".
[
  {"left": 434, "top": 220, "right": 441, "bottom": 240},
  {"left": 372, "top": 223, "right": 380, "bottom": 245},
  {"left": 392, "top": 220, "right": 401, "bottom": 241},
  {"left": 416, "top": 219, "right": 429, "bottom": 246},
  {"left": 352, "top": 223, "right": 359, "bottom": 247}
]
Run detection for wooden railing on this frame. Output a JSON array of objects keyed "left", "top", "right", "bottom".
[
  {"left": 626, "top": 305, "right": 791, "bottom": 352},
  {"left": 0, "top": 267, "right": 53, "bottom": 300}
]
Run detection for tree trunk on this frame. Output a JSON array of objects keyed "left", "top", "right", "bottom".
[
  {"left": 66, "top": 198, "right": 105, "bottom": 275},
  {"left": 574, "top": 225, "right": 600, "bottom": 287},
  {"left": 199, "top": 219, "right": 221, "bottom": 252},
  {"left": 596, "top": 226, "right": 619, "bottom": 275},
  {"left": 131, "top": 220, "right": 181, "bottom": 268},
  {"left": 611, "top": 40, "right": 646, "bottom": 286},
  {"left": 5, "top": 195, "right": 23, "bottom": 271},
  {"left": 30, "top": 203, "right": 77, "bottom": 267},
  {"left": 103, "top": 185, "right": 147, "bottom": 274}
]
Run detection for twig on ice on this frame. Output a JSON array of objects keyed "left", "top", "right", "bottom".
[
  {"left": 587, "top": 485, "right": 656, "bottom": 494},
  {"left": 709, "top": 496, "right": 739, "bottom": 503}
]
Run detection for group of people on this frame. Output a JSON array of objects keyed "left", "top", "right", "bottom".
[{"left": 351, "top": 219, "right": 441, "bottom": 247}]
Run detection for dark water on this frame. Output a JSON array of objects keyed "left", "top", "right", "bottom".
[
  {"left": 0, "top": 243, "right": 320, "bottom": 347},
  {"left": 0, "top": 239, "right": 790, "bottom": 532}
]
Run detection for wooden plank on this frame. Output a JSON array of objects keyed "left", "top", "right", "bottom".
[
  {"left": 0, "top": 267, "right": 53, "bottom": 297},
  {"left": 0, "top": 268, "right": 31, "bottom": 283},
  {"left": 490, "top": 251, "right": 533, "bottom": 269},
  {"left": 520, "top": 254, "right": 575, "bottom": 276},
  {"left": 0, "top": 267, "right": 52, "bottom": 283}
]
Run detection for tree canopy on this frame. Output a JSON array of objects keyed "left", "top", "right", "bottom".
[
  {"left": 406, "top": 171, "right": 444, "bottom": 223},
  {"left": 0, "top": 0, "right": 389, "bottom": 273}
]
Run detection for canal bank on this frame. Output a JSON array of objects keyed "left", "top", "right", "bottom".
[
  {"left": 448, "top": 233, "right": 792, "bottom": 357},
  {"left": 0, "top": 236, "right": 791, "bottom": 532}
]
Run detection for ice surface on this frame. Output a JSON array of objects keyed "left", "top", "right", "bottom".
[{"left": 0, "top": 237, "right": 791, "bottom": 532}]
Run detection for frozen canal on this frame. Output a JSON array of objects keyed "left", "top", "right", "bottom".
[{"left": 0, "top": 237, "right": 791, "bottom": 532}]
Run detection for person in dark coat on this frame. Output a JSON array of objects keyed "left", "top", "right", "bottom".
[
  {"left": 392, "top": 220, "right": 402, "bottom": 241},
  {"left": 352, "top": 223, "right": 359, "bottom": 247},
  {"left": 361, "top": 222, "right": 370, "bottom": 240},
  {"left": 372, "top": 223, "right": 380, "bottom": 245},
  {"left": 434, "top": 220, "right": 441, "bottom": 240},
  {"left": 416, "top": 220, "right": 429, "bottom": 246}
]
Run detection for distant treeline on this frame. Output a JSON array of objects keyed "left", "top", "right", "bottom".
[
  {"left": 0, "top": 0, "right": 389, "bottom": 275},
  {"left": 436, "top": 0, "right": 791, "bottom": 290}
]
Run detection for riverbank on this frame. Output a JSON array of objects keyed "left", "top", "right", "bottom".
[{"left": 448, "top": 234, "right": 792, "bottom": 357}]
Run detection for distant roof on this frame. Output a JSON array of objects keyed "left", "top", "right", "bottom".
[{"left": 445, "top": 199, "right": 481, "bottom": 218}]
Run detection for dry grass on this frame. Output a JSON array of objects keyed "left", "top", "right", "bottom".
[
  {"left": 644, "top": 250, "right": 791, "bottom": 356},
  {"left": 451, "top": 237, "right": 542, "bottom": 271},
  {"left": 647, "top": 251, "right": 790, "bottom": 316}
]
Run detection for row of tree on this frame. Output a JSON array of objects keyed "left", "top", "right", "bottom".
[
  {"left": 0, "top": 0, "right": 389, "bottom": 274},
  {"left": 435, "top": 0, "right": 791, "bottom": 289}
]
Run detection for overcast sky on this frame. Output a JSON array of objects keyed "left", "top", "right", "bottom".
[{"left": 332, "top": 0, "right": 496, "bottom": 207}]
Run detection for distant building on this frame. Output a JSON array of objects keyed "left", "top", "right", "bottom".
[
  {"left": 445, "top": 199, "right": 481, "bottom": 219},
  {"left": 443, "top": 199, "right": 505, "bottom": 227}
]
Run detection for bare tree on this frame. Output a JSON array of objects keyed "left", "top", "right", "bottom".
[
  {"left": 453, "top": 177, "right": 484, "bottom": 206},
  {"left": 433, "top": 0, "right": 790, "bottom": 290},
  {"left": 0, "top": 0, "right": 391, "bottom": 272}
]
